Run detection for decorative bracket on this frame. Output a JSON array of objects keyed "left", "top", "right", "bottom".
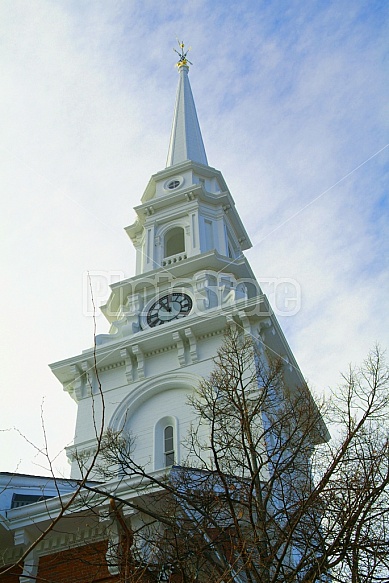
[
  {"left": 70, "top": 363, "right": 86, "bottom": 400},
  {"left": 185, "top": 328, "right": 198, "bottom": 363},
  {"left": 258, "top": 318, "right": 274, "bottom": 340},
  {"left": 282, "top": 354, "right": 293, "bottom": 372},
  {"left": 226, "top": 314, "right": 237, "bottom": 332},
  {"left": 120, "top": 348, "right": 134, "bottom": 383},
  {"left": 14, "top": 528, "right": 31, "bottom": 547},
  {"left": 131, "top": 345, "right": 145, "bottom": 379},
  {"left": 238, "top": 310, "right": 251, "bottom": 336},
  {"left": 173, "top": 332, "right": 185, "bottom": 366}
]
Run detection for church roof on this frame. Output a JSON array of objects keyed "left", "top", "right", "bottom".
[{"left": 166, "top": 63, "right": 208, "bottom": 167}]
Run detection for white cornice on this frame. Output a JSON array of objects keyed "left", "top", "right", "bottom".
[
  {"left": 50, "top": 292, "right": 269, "bottom": 384},
  {"left": 141, "top": 160, "right": 228, "bottom": 203}
]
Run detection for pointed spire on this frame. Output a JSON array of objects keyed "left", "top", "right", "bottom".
[{"left": 166, "top": 47, "right": 208, "bottom": 168}]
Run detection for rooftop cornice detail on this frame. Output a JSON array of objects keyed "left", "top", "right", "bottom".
[
  {"left": 50, "top": 292, "right": 269, "bottom": 383},
  {"left": 141, "top": 160, "right": 226, "bottom": 203}
]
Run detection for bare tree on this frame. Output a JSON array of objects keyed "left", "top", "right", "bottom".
[
  {"left": 83, "top": 329, "right": 389, "bottom": 583},
  {"left": 1, "top": 328, "right": 388, "bottom": 583}
]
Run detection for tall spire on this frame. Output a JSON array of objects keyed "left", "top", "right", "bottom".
[{"left": 166, "top": 43, "right": 208, "bottom": 168}]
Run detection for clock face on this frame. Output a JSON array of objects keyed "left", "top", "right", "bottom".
[{"left": 146, "top": 293, "right": 193, "bottom": 328}]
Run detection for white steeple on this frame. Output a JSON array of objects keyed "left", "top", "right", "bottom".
[
  {"left": 49, "top": 44, "right": 327, "bottom": 483},
  {"left": 166, "top": 55, "right": 208, "bottom": 167}
]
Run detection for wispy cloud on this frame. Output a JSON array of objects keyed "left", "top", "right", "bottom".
[{"left": 1, "top": 0, "right": 388, "bottom": 475}]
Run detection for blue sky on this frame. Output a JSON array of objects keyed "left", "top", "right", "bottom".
[{"left": 1, "top": 0, "right": 388, "bottom": 476}]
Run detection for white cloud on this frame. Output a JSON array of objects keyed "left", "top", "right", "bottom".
[{"left": 1, "top": 0, "right": 388, "bottom": 475}]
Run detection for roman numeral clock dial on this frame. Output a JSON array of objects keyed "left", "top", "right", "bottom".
[{"left": 146, "top": 293, "right": 193, "bottom": 328}]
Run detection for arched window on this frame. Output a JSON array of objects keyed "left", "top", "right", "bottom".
[
  {"left": 164, "top": 426, "right": 174, "bottom": 466},
  {"left": 154, "top": 416, "right": 178, "bottom": 470},
  {"left": 165, "top": 227, "right": 185, "bottom": 257}
]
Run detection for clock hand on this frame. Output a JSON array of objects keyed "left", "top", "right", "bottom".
[{"left": 160, "top": 296, "right": 171, "bottom": 312}]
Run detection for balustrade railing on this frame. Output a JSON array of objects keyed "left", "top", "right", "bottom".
[{"left": 162, "top": 252, "right": 187, "bottom": 266}]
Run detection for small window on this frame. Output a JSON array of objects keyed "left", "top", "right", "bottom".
[
  {"left": 11, "top": 494, "right": 53, "bottom": 508},
  {"left": 154, "top": 416, "right": 178, "bottom": 470},
  {"left": 167, "top": 179, "right": 180, "bottom": 190},
  {"left": 164, "top": 426, "right": 174, "bottom": 467},
  {"left": 163, "top": 176, "right": 184, "bottom": 192}
]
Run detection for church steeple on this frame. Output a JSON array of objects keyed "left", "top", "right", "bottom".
[
  {"left": 166, "top": 44, "right": 208, "bottom": 168},
  {"left": 49, "top": 44, "right": 328, "bottom": 488}
]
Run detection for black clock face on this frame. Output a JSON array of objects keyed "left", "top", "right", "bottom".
[{"left": 147, "top": 293, "right": 192, "bottom": 328}]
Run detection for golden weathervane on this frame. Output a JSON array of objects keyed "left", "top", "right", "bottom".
[{"left": 174, "top": 40, "right": 193, "bottom": 67}]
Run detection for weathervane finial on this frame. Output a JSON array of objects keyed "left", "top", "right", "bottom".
[{"left": 173, "top": 39, "right": 193, "bottom": 68}]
